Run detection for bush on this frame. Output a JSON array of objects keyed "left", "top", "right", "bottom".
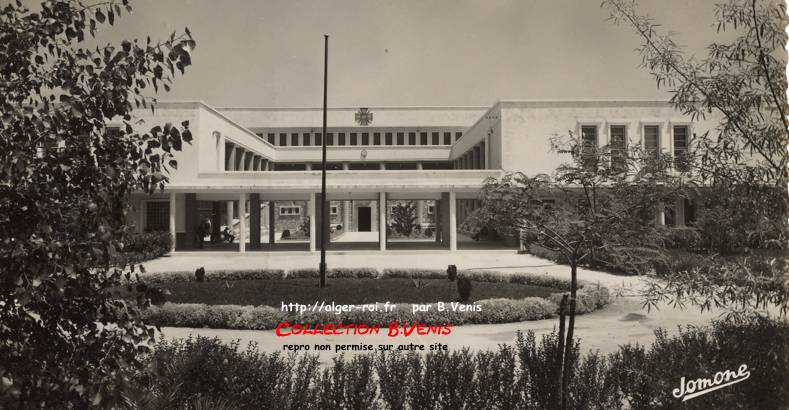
[
  {"left": 131, "top": 317, "right": 789, "bottom": 409},
  {"left": 112, "top": 230, "right": 173, "bottom": 264},
  {"left": 280, "top": 229, "right": 291, "bottom": 239},
  {"left": 194, "top": 267, "right": 205, "bottom": 282},
  {"left": 447, "top": 264, "right": 457, "bottom": 282},
  {"left": 457, "top": 277, "right": 473, "bottom": 302},
  {"left": 424, "top": 227, "right": 433, "bottom": 237}
]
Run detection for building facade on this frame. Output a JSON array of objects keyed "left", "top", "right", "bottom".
[{"left": 126, "top": 99, "right": 718, "bottom": 252}]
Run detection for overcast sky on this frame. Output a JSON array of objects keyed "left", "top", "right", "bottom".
[{"left": 89, "top": 0, "right": 721, "bottom": 108}]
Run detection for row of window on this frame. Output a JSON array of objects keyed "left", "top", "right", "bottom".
[
  {"left": 255, "top": 131, "right": 464, "bottom": 147},
  {"left": 580, "top": 124, "right": 689, "bottom": 170}
]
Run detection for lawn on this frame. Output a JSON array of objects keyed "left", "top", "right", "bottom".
[{"left": 158, "top": 278, "right": 561, "bottom": 306}]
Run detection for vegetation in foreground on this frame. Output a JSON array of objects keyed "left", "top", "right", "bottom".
[{"left": 124, "top": 317, "right": 788, "bottom": 410}]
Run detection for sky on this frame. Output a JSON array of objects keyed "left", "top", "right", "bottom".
[{"left": 78, "top": 0, "right": 723, "bottom": 108}]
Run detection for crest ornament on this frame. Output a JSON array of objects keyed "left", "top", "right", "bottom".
[{"left": 355, "top": 108, "right": 373, "bottom": 126}]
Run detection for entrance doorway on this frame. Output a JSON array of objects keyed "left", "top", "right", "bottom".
[{"left": 357, "top": 207, "right": 372, "bottom": 231}]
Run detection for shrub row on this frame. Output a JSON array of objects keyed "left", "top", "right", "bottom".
[
  {"left": 143, "top": 267, "right": 573, "bottom": 291},
  {"left": 142, "top": 296, "right": 564, "bottom": 330},
  {"left": 128, "top": 317, "right": 789, "bottom": 409},
  {"left": 112, "top": 231, "right": 173, "bottom": 265}
]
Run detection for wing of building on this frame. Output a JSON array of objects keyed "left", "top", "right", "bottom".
[{"left": 125, "top": 99, "right": 719, "bottom": 252}]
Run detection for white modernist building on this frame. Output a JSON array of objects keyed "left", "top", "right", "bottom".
[{"left": 126, "top": 99, "right": 717, "bottom": 252}]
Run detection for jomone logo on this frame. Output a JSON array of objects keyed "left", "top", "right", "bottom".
[{"left": 672, "top": 364, "right": 751, "bottom": 402}]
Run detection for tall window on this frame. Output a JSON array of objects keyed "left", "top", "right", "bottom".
[
  {"left": 455, "top": 132, "right": 462, "bottom": 142},
  {"left": 279, "top": 133, "right": 287, "bottom": 146},
  {"left": 581, "top": 125, "right": 598, "bottom": 169},
  {"left": 350, "top": 133, "right": 357, "bottom": 145},
  {"left": 361, "top": 133, "right": 369, "bottom": 145},
  {"left": 373, "top": 132, "right": 381, "bottom": 145},
  {"left": 279, "top": 206, "right": 301, "bottom": 216},
  {"left": 431, "top": 132, "right": 439, "bottom": 145},
  {"left": 443, "top": 132, "right": 451, "bottom": 145},
  {"left": 339, "top": 133, "right": 346, "bottom": 145},
  {"left": 673, "top": 125, "right": 689, "bottom": 171},
  {"left": 291, "top": 133, "right": 299, "bottom": 146},
  {"left": 609, "top": 125, "right": 626, "bottom": 172},
  {"left": 303, "top": 132, "right": 311, "bottom": 146},
  {"left": 145, "top": 201, "right": 169, "bottom": 232},
  {"left": 397, "top": 132, "right": 405, "bottom": 145},
  {"left": 327, "top": 133, "right": 334, "bottom": 146},
  {"left": 267, "top": 133, "right": 275, "bottom": 144},
  {"left": 420, "top": 132, "right": 428, "bottom": 145},
  {"left": 315, "top": 133, "right": 322, "bottom": 146},
  {"left": 408, "top": 132, "right": 416, "bottom": 145},
  {"left": 385, "top": 132, "right": 393, "bottom": 145},
  {"left": 644, "top": 125, "right": 660, "bottom": 158}
]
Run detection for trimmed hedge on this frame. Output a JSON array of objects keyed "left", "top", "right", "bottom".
[{"left": 113, "top": 231, "right": 172, "bottom": 264}]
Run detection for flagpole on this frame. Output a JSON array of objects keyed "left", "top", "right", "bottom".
[{"left": 319, "top": 34, "right": 328, "bottom": 288}]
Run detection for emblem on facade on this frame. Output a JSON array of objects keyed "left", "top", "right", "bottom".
[{"left": 355, "top": 108, "right": 373, "bottom": 126}]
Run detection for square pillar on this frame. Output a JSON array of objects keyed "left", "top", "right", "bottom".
[
  {"left": 169, "top": 192, "right": 176, "bottom": 252},
  {"left": 238, "top": 193, "right": 247, "bottom": 252},
  {"left": 309, "top": 193, "right": 317, "bottom": 252},
  {"left": 379, "top": 192, "right": 387, "bottom": 251},
  {"left": 226, "top": 201, "right": 234, "bottom": 228},
  {"left": 268, "top": 201, "right": 276, "bottom": 247},
  {"left": 655, "top": 202, "right": 666, "bottom": 226},
  {"left": 482, "top": 136, "right": 489, "bottom": 169},
  {"left": 343, "top": 200, "right": 351, "bottom": 231},
  {"left": 416, "top": 200, "right": 424, "bottom": 227},
  {"left": 448, "top": 191, "right": 457, "bottom": 251},
  {"left": 250, "top": 194, "right": 261, "bottom": 248}
]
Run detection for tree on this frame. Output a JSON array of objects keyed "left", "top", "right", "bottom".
[
  {"left": 602, "top": 0, "right": 788, "bottom": 317},
  {"left": 478, "top": 137, "right": 680, "bottom": 409},
  {"left": 391, "top": 201, "right": 417, "bottom": 236},
  {"left": 0, "top": 0, "right": 194, "bottom": 407}
]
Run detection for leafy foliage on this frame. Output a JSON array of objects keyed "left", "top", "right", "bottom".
[
  {"left": 0, "top": 0, "right": 194, "bottom": 406},
  {"left": 391, "top": 201, "right": 417, "bottom": 236}
]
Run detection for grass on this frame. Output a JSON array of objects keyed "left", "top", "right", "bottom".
[{"left": 158, "top": 278, "right": 561, "bottom": 306}]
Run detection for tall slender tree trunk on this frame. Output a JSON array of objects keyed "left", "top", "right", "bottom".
[
  {"left": 556, "top": 294, "right": 568, "bottom": 409},
  {"left": 561, "top": 262, "right": 579, "bottom": 410}
]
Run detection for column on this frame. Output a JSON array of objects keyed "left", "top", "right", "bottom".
[
  {"left": 227, "top": 146, "right": 236, "bottom": 171},
  {"left": 268, "top": 201, "right": 276, "bottom": 246},
  {"left": 342, "top": 162, "right": 350, "bottom": 170},
  {"left": 250, "top": 194, "right": 261, "bottom": 248},
  {"left": 343, "top": 200, "right": 351, "bottom": 231},
  {"left": 184, "top": 193, "right": 197, "bottom": 250},
  {"left": 309, "top": 193, "right": 317, "bottom": 252},
  {"left": 379, "top": 192, "right": 387, "bottom": 251},
  {"left": 448, "top": 191, "right": 457, "bottom": 251},
  {"left": 169, "top": 192, "right": 176, "bottom": 252},
  {"left": 656, "top": 202, "right": 666, "bottom": 226},
  {"left": 306, "top": 163, "right": 312, "bottom": 171},
  {"left": 226, "top": 201, "right": 234, "bottom": 229},
  {"left": 439, "top": 193, "right": 450, "bottom": 246},
  {"left": 238, "top": 193, "right": 247, "bottom": 252},
  {"left": 379, "top": 163, "right": 386, "bottom": 170},
  {"left": 416, "top": 162, "right": 423, "bottom": 170},
  {"left": 675, "top": 198, "right": 686, "bottom": 227}
]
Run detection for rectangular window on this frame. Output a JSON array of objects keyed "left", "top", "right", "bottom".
[
  {"left": 145, "top": 201, "right": 169, "bottom": 232},
  {"left": 279, "top": 206, "right": 301, "bottom": 216},
  {"left": 420, "top": 132, "right": 428, "bottom": 145},
  {"left": 609, "top": 125, "right": 626, "bottom": 172},
  {"left": 361, "top": 133, "right": 369, "bottom": 145},
  {"left": 581, "top": 125, "right": 598, "bottom": 169},
  {"left": 644, "top": 125, "right": 659, "bottom": 157},
  {"left": 427, "top": 205, "right": 435, "bottom": 215},
  {"left": 385, "top": 132, "right": 393, "bottom": 145},
  {"left": 303, "top": 133, "right": 311, "bottom": 146},
  {"left": 431, "top": 132, "right": 439, "bottom": 145},
  {"left": 267, "top": 133, "right": 275, "bottom": 144},
  {"left": 408, "top": 132, "right": 416, "bottom": 145},
  {"left": 397, "top": 132, "right": 405, "bottom": 145},
  {"left": 255, "top": 132, "right": 264, "bottom": 139},
  {"left": 315, "top": 133, "right": 322, "bottom": 146},
  {"left": 279, "top": 133, "right": 287, "bottom": 146},
  {"left": 291, "top": 133, "right": 299, "bottom": 146},
  {"left": 373, "top": 132, "right": 381, "bottom": 145},
  {"left": 350, "top": 133, "right": 358, "bottom": 145},
  {"left": 673, "top": 125, "right": 689, "bottom": 171},
  {"left": 443, "top": 132, "right": 451, "bottom": 145},
  {"left": 330, "top": 205, "right": 339, "bottom": 215},
  {"left": 327, "top": 133, "right": 334, "bottom": 146},
  {"left": 339, "top": 133, "right": 347, "bottom": 146},
  {"left": 455, "top": 132, "right": 462, "bottom": 142}
]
